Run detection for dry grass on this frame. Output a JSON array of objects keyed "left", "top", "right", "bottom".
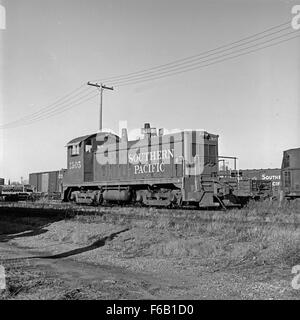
[
  {"left": 1, "top": 200, "right": 299, "bottom": 275},
  {"left": 137, "top": 201, "right": 300, "bottom": 270},
  {"left": 68, "top": 200, "right": 299, "bottom": 276}
]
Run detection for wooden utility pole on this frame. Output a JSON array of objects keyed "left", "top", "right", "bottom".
[{"left": 87, "top": 82, "right": 114, "bottom": 131}]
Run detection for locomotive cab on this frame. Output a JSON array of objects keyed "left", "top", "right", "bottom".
[{"left": 63, "top": 132, "right": 120, "bottom": 186}]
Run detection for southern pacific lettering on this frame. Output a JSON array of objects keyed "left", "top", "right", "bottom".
[{"left": 129, "top": 149, "right": 174, "bottom": 175}]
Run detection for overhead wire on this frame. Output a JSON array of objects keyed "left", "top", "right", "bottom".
[
  {"left": 0, "top": 84, "right": 92, "bottom": 129},
  {"left": 92, "top": 20, "right": 292, "bottom": 83},
  {"left": 1, "top": 20, "right": 299, "bottom": 129},
  {"left": 111, "top": 30, "right": 300, "bottom": 87},
  {"left": 1, "top": 89, "right": 98, "bottom": 129}
]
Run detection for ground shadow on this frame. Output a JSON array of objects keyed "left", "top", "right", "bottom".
[
  {"left": 0, "top": 207, "right": 67, "bottom": 242},
  {"left": 1, "top": 228, "right": 129, "bottom": 262},
  {"left": 0, "top": 228, "right": 49, "bottom": 242},
  {"left": 39, "top": 228, "right": 129, "bottom": 259}
]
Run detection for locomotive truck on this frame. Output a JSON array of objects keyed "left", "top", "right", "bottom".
[{"left": 62, "top": 123, "right": 242, "bottom": 208}]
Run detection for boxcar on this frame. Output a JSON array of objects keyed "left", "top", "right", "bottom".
[{"left": 29, "top": 170, "right": 66, "bottom": 198}]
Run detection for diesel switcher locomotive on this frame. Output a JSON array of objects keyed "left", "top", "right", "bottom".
[{"left": 62, "top": 123, "right": 239, "bottom": 208}]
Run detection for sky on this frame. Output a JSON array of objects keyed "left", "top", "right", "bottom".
[{"left": 0, "top": 0, "right": 299, "bottom": 182}]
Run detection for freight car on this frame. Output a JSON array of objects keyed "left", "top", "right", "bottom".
[
  {"left": 0, "top": 184, "right": 34, "bottom": 201},
  {"left": 219, "top": 168, "right": 277, "bottom": 199},
  {"left": 29, "top": 170, "right": 66, "bottom": 200},
  {"left": 62, "top": 123, "right": 244, "bottom": 208},
  {"left": 218, "top": 176, "right": 273, "bottom": 203},
  {"left": 237, "top": 168, "right": 281, "bottom": 196},
  {"left": 281, "top": 147, "right": 300, "bottom": 199}
]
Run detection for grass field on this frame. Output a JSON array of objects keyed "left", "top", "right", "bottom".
[{"left": 0, "top": 200, "right": 299, "bottom": 299}]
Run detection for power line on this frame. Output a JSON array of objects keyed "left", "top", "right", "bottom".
[
  {"left": 12, "top": 31, "right": 299, "bottom": 128},
  {"left": 92, "top": 21, "right": 291, "bottom": 83},
  {"left": 113, "top": 33, "right": 300, "bottom": 87},
  {"left": 3, "top": 93, "right": 99, "bottom": 129},
  {"left": 1, "top": 90, "right": 98, "bottom": 129},
  {"left": 2, "top": 91, "right": 97, "bottom": 128},
  {"left": 0, "top": 20, "right": 298, "bottom": 129},
  {"left": 111, "top": 30, "right": 300, "bottom": 87},
  {"left": 0, "top": 84, "right": 92, "bottom": 128},
  {"left": 109, "top": 25, "right": 290, "bottom": 83},
  {"left": 99, "top": 26, "right": 292, "bottom": 84}
]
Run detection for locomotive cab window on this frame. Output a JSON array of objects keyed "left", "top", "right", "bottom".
[
  {"left": 85, "top": 140, "right": 92, "bottom": 153},
  {"left": 85, "top": 145, "right": 92, "bottom": 153},
  {"left": 71, "top": 144, "right": 80, "bottom": 156}
]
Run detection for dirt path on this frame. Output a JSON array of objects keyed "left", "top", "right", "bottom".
[
  {"left": 0, "top": 242, "right": 181, "bottom": 300},
  {"left": 0, "top": 242, "right": 246, "bottom": 300},
  {"left": 0, "top": 240, "right": 297, "bottom": 300}
]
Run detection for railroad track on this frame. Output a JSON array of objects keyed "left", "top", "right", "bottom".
[
  {"left": 0, "top": 200, "right": 226, "bottom": 216},
  {"left": 0, "top": 201, "right": 299, "bottom": 229}
]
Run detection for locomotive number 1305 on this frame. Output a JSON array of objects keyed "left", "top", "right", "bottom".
[{"left": 69, "top": 161, "right": 82, "bottom": 170}]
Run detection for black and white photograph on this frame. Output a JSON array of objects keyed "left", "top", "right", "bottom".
[{"left": 0, "top": 0, "right": 299, "bottom": 304}]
